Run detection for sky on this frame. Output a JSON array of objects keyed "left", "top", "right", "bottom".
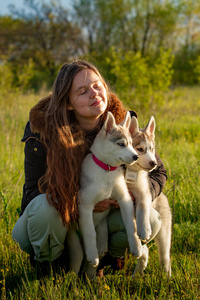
[
  {"left": 0, "top": 0, "right": 24, "bottom": 15},
  {"left": 0, "top": 0, "right": 71, "bottom": 15}
]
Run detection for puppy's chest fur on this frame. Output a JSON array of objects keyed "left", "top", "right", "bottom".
[
  {"left": 126, "top": 169, "right": 150, "bottom": 196},
  {"left": 80, "top": 154, "right": 125, "bottom": 204}
]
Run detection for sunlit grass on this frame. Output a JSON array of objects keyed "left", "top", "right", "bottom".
[{"left": 0, "top": 86, "right": 199, "bottom": 299}]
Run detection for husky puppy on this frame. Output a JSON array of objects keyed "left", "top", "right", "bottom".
[
  {"left": 68, "top": 111, "right": 142, "bottom": 276},
  {"left": 127, "top": 116, "right": 171, "bottom": 276}
]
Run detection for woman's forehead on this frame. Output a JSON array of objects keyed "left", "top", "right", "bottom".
[{"left": 73, "top": 69, "right": 100, "bottom": 86}]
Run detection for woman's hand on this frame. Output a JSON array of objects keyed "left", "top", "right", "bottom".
[
  {"left": 93, "top": 192, "right": 135, "bottom": 213},
  {"left": 93, "top": 199, "right": 119, "bottom": 212}
]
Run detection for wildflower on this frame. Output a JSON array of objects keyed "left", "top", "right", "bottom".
[{"left": 103, "top": 284, "right": 110, "bottom": 290}]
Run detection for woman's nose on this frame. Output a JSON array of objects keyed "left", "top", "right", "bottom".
[{"left": 90, "top": 87, "right": 98, "bottom": 98}]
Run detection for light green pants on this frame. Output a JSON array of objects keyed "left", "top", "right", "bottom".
[{"left": 12, "top": 194, "right": 161, "bottom": 262}]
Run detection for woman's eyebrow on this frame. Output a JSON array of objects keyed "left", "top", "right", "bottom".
[{"left": 75, "top": 80, "right": 100, "bottom": 93}]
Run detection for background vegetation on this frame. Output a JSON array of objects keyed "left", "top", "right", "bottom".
[
  {"left": 0, "top": 0, "right": 200, "bottom": 90},
  {"left": 0, "top": 0, "right": 199, "bottom": 299}
]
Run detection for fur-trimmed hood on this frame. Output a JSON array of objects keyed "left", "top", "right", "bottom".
[{"left": 29, "top": 92, "right": 135, "bottom": 134}]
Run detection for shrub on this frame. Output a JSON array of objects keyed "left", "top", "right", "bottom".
[{"left": 106, "top": 48, "right": 174, "bottom": 110}]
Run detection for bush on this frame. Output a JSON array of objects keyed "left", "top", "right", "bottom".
[
  {"left": 0, "top": 60, "right": 15, "bottom": 96},
  {"left": 106, "top": 48, "right": 174, "bottom": 110}
]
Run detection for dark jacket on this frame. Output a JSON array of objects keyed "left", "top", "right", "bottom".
[
  {"left": 20, "top": 121, "right": 46, "bottom": 215},
  {"left": 20, "top": 96, "right": 167, "bottom": 215}
]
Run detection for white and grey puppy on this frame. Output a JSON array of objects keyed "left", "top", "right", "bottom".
[
  {"left": 68, "top": 112, "right": 142, "bottom": 277},
  {"left": 127, "top": 116, "right": 171, "bottom": 276}
]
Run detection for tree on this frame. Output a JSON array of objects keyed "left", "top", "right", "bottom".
[
  {"left": 0, "top": 0, "right": 85, "bottom": 88},
  {"left": 73, "top": 0, "right": 180, "bottom": 56}
]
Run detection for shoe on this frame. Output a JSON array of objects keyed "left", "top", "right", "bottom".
[{"left": 97, "top": 253, "right": 125, "bottom": 277}]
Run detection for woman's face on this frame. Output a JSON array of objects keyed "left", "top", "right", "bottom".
[{"left": 69, "top": 68, "right": 108, "bottom": 130}]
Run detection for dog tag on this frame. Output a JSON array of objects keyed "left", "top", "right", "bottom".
[{"left": 125, "top": 168, "right": 138, "bottom": 183}]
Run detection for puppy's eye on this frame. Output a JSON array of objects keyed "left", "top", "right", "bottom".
[
  {"left": 136, "top": 148, "right": 144, "bottom": 152},
  {"left": 117, "top": 142, "right": 125, "bottom": 147}
]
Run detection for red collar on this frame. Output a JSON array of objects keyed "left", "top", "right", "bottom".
[{"left": 92, "top": 154, "right": 117, "bottom": 172}]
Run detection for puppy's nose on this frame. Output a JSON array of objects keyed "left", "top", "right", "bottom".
[
  {"left": 133, "top": 154, "right": 139, "bottom": 161},
  {"left": 149, "top": 161, "right": 157, "bottom": 168}
]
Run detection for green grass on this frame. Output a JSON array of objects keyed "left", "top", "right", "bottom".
[{"left": 0, "top": 86, "right": 199, "bottom": 299}]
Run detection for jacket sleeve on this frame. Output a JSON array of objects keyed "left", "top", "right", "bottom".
[
  {"left": 20, "top": 124, "right": 47, "bottom": 215},
  {"left": 148, "top": 152, "right": 167, "bottom": 200}
]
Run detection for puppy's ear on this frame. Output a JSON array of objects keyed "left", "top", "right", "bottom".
[
  {"left": 120, "top": 112, "right": 131, "bottom": 129},
  {"left": 103, "top": 112, "right": 116, "bottom": 134},
  {"left": 145, "top": 116, "right": 156, "bottom": 138},
  {"left": 129, "top": 116, "right": 139, "bottom": 136}
]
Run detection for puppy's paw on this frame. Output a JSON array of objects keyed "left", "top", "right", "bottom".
[
  {"left": 87, "top": 256, "right": 99, "bottom": 267},
  {"left": 129, "top": 237, "right": 143, "bottom": 258},
  {"left": 92, "top": 258, "right": 99, "bottom": 267},
  {"left": 137, "top": 222, "right": 152, "bottom": 242},
  {"left": 132, "top": 245, "right": 149, "bottom": 277},
  {"left": 86, "top": 249, "right": 99, "bottom": 267}
]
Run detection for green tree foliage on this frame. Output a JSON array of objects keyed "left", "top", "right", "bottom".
[
  {"left": 0, "top": 0, "right": 84, "bottom": 89},
  {"left": 0, "top": 0, "right": 200, "bottom": 90},
  {"left": 73, "top": 0, "right": 200, "bottom": 85},
  {"left": 0, "top": 60, "right": 15, "bottom": 95},
  {"left": 73, "top": 0, "right": 180, "bottom": 55},
  {"left": 107, "top": 48, "right": 174, "bottom": 110},
  {"left": 193, "top": 55, "right": 200, "bottom": 83}
]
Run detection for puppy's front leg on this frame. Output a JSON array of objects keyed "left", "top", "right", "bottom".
[
  {"left": 79, "top": 204, "right": 99, "bottom": 267},
  {"left": 136, "top": 195, "right": 152, "bottom": 241},
  {"left": 114, "top": 183, "right": 142, "bottom": 258},
  {"left": 95, "top": 216, "right": 108, "bottom": 257},
  {"left": 67, "top": 229, "right": 83, "bottom": 275},
  {"left": 119, "top": 198, "right": 142, "bottom": 258},
  {"left": 132, "top": 245, "right": 149, "bottom": 277}
]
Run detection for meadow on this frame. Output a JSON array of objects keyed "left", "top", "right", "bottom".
[{"left": 0, "top": 86, "right": 199, "bottom": 299}]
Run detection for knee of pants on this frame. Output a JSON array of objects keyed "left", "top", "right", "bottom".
[
  {"left": 107, "top": 207, "right": 162, "bottom": 257},
  {"left": 12, "top": 208, "right": 33, "bottom": 255},
  {"left": 107, "top": 207, "right": 161, "bottom": 237},
  {"left": 27, "top": 194, "right": 67, "bottom": 262},
  {"left": 13, "top": 194, "right": 67, "bottom": 262},
  {"left": 107, "top": 209, "right": 125, "bottom": 234},
  {"left": 108, "top": 230, "right": 129, "bottom": 258}
]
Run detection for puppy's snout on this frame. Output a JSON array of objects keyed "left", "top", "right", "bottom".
[
  {"left": 149, "top": 161, "right": 157, "bottom": 168},
  {"left": 133, "top": 154, "right": 139, "bottom": 161}
]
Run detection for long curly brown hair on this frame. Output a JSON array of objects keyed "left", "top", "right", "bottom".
[{"left": 38, "top": 61, "right": 111, "bottom": 228}]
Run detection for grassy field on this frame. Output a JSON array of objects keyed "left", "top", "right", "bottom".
[{"left": 0, "top": 86, "right": 199, "bottom": 299}]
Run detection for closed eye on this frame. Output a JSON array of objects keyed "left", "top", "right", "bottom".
[{"left": 80, "top": 89, "right": 86, "bottom": 95}]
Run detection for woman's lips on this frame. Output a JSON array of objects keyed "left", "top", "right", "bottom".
[{"left": 91, "top": 99, "right": 102, "bottom": 106}]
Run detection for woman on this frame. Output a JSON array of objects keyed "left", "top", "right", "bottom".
[{"left": 12, "top": 60, "right": 167, "bottom": 275}]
